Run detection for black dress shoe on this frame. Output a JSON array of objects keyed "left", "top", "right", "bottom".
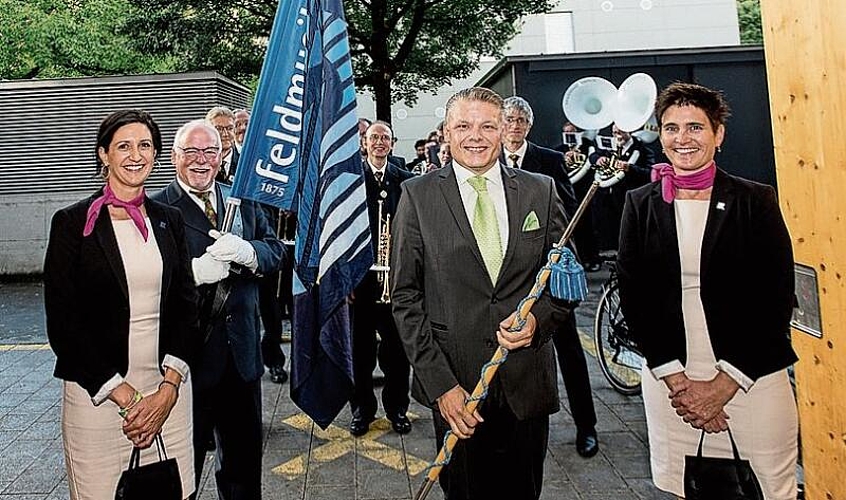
[
  {"left": 388, "top": 414, "right": 412, "bottom": 434},
  {"left": 576, "top": 431, "right": 599, "bottom": 458},
  {"left": 349, "top": 416, "right": 373, "bottom": 437},
  {"left": 269, "top": 365, "right": 288, "bottom": 384}
]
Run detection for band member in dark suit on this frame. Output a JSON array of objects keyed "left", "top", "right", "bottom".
[
  {"left": 44, "top": 109, "right": 199, "bottom": 499},
  {"left": 502, "top": 96, "right": 599, "bottom": 458},
  {"left": 392, "top": 88, "right": 571, "bottom": 499},
  {"left": 589, "top": 124, "right": 656, "bottom": 251},
  {"left": 207, "top": 107, "right": 240, "bottom": 184},
  {"left": 553, "top": 121, "right": 601, "bottom": 271},
  {"left": 152, "top": 119, "right": 285, "bottom": 500},
  {"left": 349, "top": 120, "right": 415, "bottom": 437},
  {"left": 618, "top": 82, "right": 798, "bottom": 499}
]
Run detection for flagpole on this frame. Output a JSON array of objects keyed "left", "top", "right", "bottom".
[{"left": 413, "top": 181, "right": 600, "bottom": 500}]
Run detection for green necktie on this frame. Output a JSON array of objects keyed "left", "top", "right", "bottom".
[
  {"left": 467, "top": 175, "right": 503, "bottom": 283},
  {"left": 191, "top": 190, "right": 217, "bottom": 227}
]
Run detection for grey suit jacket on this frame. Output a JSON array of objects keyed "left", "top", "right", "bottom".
[{"left": 391, "top": 163, "right": 571, "bottom": 419}]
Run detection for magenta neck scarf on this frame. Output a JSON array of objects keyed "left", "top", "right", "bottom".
[
  {"left": 651, "top": 161, "right": 717, "bottom": 203},
  {"left": 83, "top": 184, "right": 148, "bottom": 241}
]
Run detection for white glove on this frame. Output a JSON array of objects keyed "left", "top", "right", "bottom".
[
  {"left": 206, "top": 229, "right": 257, "bottom": 267},
  {"left": 191, "top": 253, "right": 231, "bottom": 286}
]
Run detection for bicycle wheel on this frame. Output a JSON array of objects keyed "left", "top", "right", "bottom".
[{"left": 594, "top": 281, "right": 642, "bottom": 395}]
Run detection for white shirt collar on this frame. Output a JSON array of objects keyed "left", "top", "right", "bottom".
[
  {"left": 503, "top": 141, "right": 529, "bottom": 167},
  {"left": 176, "top": 177, "right": 218, "bottom": 211},
  {"left": 452, "top": 161, "right": 503, "bottom": 189}
]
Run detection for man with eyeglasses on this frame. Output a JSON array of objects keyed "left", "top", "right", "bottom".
[
  {"left": 501, "top": 96, "right": 600, "bottom": 459},
  {"left": 348, "top": 120, "right": 415, "bottom": 437},
  {"left": 152, "top": 119, "right": 285, "bottom": 500},
  {"left": 206, "top": 107, "right": 240, "bottom": 184}
]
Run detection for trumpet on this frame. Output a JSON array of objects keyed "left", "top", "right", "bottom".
[{"left": 374, "top": 200, "right": 392, "bottom": 304}]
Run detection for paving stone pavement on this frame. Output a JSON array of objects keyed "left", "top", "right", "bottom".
[{"left": 0, "top": 274, "right": 675, "bottom": 499}]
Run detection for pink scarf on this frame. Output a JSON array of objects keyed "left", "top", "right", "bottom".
[
  {"left": 651, "top": 161, "right": 717, "bottom": 203},
  {"left": 83, "top": 184, "right": 148, "bottom": 241}
]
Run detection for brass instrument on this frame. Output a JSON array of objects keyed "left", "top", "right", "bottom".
[{"left": 374, "top": 199, "right": 392, "bottom": 304}]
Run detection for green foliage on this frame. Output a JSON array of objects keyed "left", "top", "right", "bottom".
[
  {"left": 737, "top": 0, "right": 762, "bottom": 45},
  {"left": 121, "top": 0, "right": 557, "bottom": 118},
  {"left": 0, "top": 0, "right": 178, "bottom": 80}
]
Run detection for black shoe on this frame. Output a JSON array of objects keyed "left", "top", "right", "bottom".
[
  {"left": 388, "top": 414, "right": 412, "bottom": 434},
  {"left": 269, "top": 365, "right": 288, "bottom": 384},
  {"left": 349, "top": 415, "right": 373, "bottom": 437},
  {"left": 576, "top": 431, "right": 599, "bottom": 458}
]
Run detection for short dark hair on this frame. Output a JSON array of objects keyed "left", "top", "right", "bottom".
[
  {"left": 95, "top": 109, "right": 162, "bottom": 173},
  {"left": 414, "top": 139, "right": 427, "bottom": 148},
  {"left": 655, "top": 82, "right": 731, "bottom": 131}
]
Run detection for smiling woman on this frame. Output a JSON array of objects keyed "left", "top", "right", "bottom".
[{"left": 43, "top": 110, "right": 199, "bottom": 499}]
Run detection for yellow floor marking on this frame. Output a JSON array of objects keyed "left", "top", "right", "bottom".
[
  {"left": 272, "top": 412, "right": 429, "bottom": 478},
  {"left": 0, "top": 343, "right": 51, "bottom": 352}
]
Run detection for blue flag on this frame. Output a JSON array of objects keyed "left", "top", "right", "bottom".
[
  {"left": 232, "top": 0, "right": 371, "bottom": 429},
  {"left": 229, "top": 0, "right": 308, "bottom": 209},
  {"left": 290, "top": 0, "right": 372, "bottom": 429}
]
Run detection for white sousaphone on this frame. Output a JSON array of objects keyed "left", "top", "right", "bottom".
[{"left": 561, "top": 77, "right": 617, "bottom": 183}]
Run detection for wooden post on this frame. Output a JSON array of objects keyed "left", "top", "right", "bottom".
[{"left": 761, "top": 2, "right": 846, "bottom": 499}]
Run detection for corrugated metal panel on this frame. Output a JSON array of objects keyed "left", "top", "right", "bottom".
[{"left": 0, "top": 72, "right": 251, "bottom": 196}]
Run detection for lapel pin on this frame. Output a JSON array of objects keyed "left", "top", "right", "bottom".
[
  {"left": 159, "top": 221, "right": 167, "bottom": 228},
  {"left": 716, "top": 202, "right": 726, "bottom": 211}
]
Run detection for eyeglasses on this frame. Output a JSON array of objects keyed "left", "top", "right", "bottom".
[
  {"left": 178, "top": 146, "right": 221, "bottom": 160},
  {"left": 215, "top": 125, "right": 235, "bottom": 134},
  {"left": 367, "top": 134, "right": 392, "bottom": 143},
  {"left": 505, "top": 116, "right": 529, "bottom": 126}
]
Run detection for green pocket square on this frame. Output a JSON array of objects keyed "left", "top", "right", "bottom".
[{"left": 522, "top": 211, "right": 540, "bottom": 231}]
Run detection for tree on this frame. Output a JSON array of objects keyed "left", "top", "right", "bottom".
[
  {"left": 737, "top": 0, "right": 762, "bottom": 45},
  {"left": 123, "top": 0, "right": 557, "bottom": 121},
  {"left": 0, "top": 0, "right": 177, "bottom": 80}
]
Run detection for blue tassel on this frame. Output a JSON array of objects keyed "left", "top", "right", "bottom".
[{"left": 548, "top": 247, "right": 588, "bottom": 302}]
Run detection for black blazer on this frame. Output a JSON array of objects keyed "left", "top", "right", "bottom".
[
  {"left": 502, "top": 142, "right": 578, "bottom": 218},
  {"left": 617, "top": 169, "right": 798, "bottom": 381},
  {"left": 44, "top": 190, "right": 200, "bottom": 398},
  {"left": 152, "top": 181, "right": 285, "bottom": 388},
  {"left": 359, "top": 160, "right": 414, "bottom": 301}
]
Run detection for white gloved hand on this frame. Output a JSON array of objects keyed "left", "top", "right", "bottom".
[
  {"left": 206, "top": 229, "right": 257, "bottom": 267},
  {"left": 191, "top": 253, "right": 231, "bottom": 286}
]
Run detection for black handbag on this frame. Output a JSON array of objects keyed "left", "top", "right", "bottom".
[
  {"left": 684, "top": 427, "right": 764, "bottom": 500},
  {"left": 115, "top": 433, "right": 182, "bottom": 500}
]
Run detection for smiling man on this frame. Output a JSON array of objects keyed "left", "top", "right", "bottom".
[
  {"left": 152, "top": 119, "right": 284, "bottom": 500},
  {"left": 391, "top": 88, "right": 571, "bottom": 500}
]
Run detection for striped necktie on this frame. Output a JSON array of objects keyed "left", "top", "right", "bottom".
[
  {"left": 508, "top": 153, "right": 520, "bottom": 169},
  {"left": 467, "top": 175, "right": 503, "bottom": 283},
  {"left": 191, "top": 190, "right": 217, "bottom": 227}
]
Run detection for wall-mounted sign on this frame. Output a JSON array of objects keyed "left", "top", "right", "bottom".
[{"left": 791, "top": 263, "right": 822, "bottom": 338}]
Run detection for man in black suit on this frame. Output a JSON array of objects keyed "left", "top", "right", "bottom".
[
  {"left": 152, "top": 119, "right": 285, "bottom": 500},
  {"left": 392, "top": 87, "right": 571, "bottom": 499},
  {"left": 501, "top": 96, "right": 599, "bottom": 458},
  {"left": 207, "top": 107, "right": 240, "bottom": 184},
  {"left": 349, "top": 120, "right": 415, "bottom": 437},
  {"left": 589, "top": 124, "right": 656, "bottom": 251}
]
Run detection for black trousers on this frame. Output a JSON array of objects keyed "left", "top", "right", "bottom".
[
  {"left": 191, "top": 351, "right": 263, "bottom": 500},
  {"left": 258, "top": 269, "right": 287, "bottom": 369},
  {"left": 552, "top": 312, "right": 597, "bottom": 434},
  {"left": 572, "top": 177, "right": 599, "bottom": 264},
  {"left": 350, "top": 301, "right": 410, "bottom": 419},
  {"left": 432, "top": 395, "right": 549, "bottom": 500}
]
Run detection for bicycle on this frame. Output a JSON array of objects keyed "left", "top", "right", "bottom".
[{"left": 593, "top": 257, "right": 644, "bottom": 395}]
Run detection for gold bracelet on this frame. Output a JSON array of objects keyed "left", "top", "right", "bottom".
[
  {"left": 118, "top": 391, "right": 143, "bottom": 419},
  {"left": 158, "top": 380, "right": 179, "bottom": 396}
]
